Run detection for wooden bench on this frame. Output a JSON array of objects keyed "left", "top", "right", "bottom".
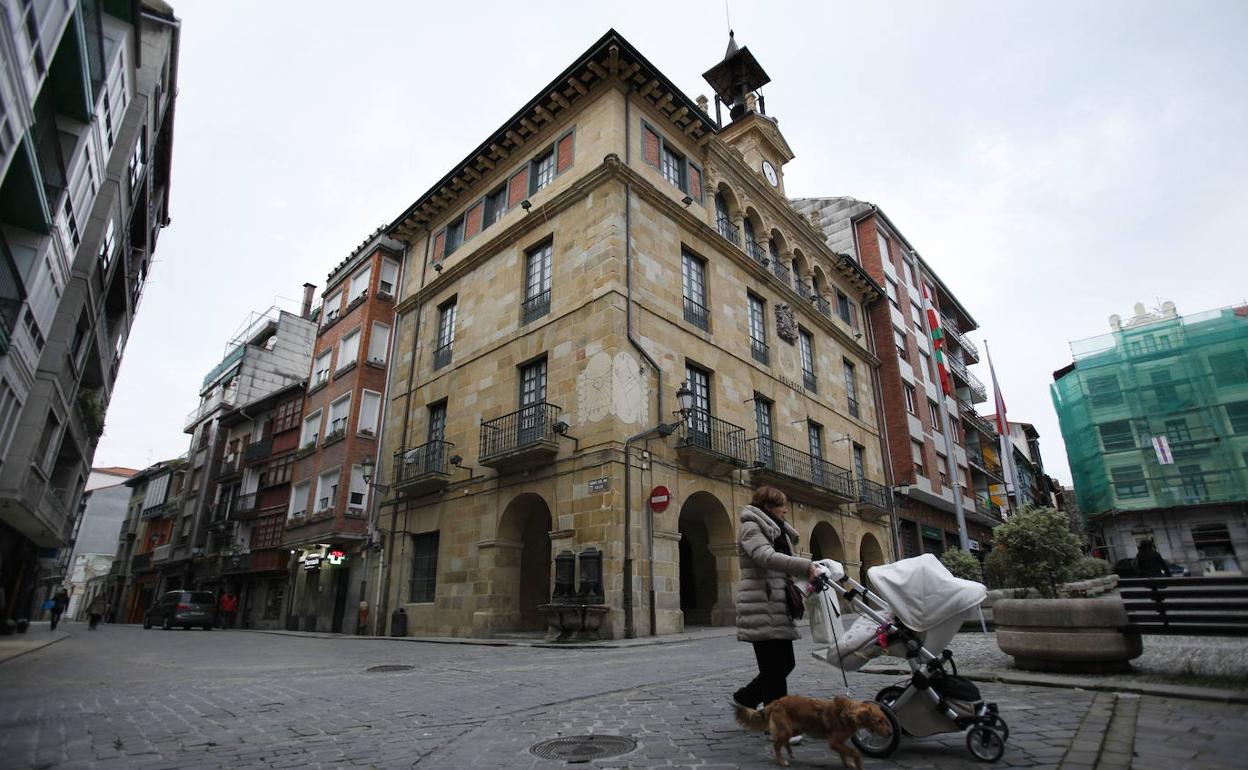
[{"left": 1119, "top": 576, "right": 1248, "bottom": 636}]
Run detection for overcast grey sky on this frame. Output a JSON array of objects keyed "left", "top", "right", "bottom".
[{"left": 94, "top": 0, "right": 1248, "bottom": 484}]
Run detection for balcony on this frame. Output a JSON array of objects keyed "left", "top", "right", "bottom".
[
  {"left": 223, "top": 548, "right": 287, "bottom": 574},
  {"left": 971, "top": 497, "right": 1005, "bottom": 527},
  {"left": 479, "top": 402, "right": 561, "bottom": 472},
  {"left": 814, "top": 295, "right": 832, "bottom": 319},
  {"left": 433, "top": 341, "right": 452, "bottom": 370},
  {"left": 803, "top": 370, "right": 817, "bottom": 393},
  {"left": 966, "top": 446, "right": 1003, "bottom": 479},
  {"left": 941, "top": 313, "right": 979, "bottom": 362},
  {"left": 521, "top": 289, "right": 551, "bottom": 324},
  {"left": 856, "top": 478, "right": 893, "bottom": 521},
  {"left": 751, "top": 338, "right": 769, "bottom": 366},
  {"left": 675, "top": 410, "right": 749, "bottom": 476},
  {"left": 716, "top": 216, "right": 740, "bottom": 246},
  {"left": 218, "top": 454, "right": 242, "bottom": 478},
  {"left": 244, "top": 436, "right": 273, "bottom": 464},
  {"left": 958, "top": 399, "right": 997, "bottom": 438},
  {"left": 394, "top": 441, "right": 454, "bottom": 497},
  {"left": 131, "top": 552, "right": 152, "bottom": 571},
  {"left": 948, "top": 357, "right": 988, "bottom": 402},
  {"left": 746, "top": 438, "right": 855, "bottom": 507},
  {"left": 683, "top": 296, "right": 709, "bottom": 331},
  {"left": 184, "top": 387, "right": 237, "bottom": 432},
  {"left": 770, "top": 259, "right": 790, "bottom": 286},
  {"left": 152, "top": 543, "right": 172, "bottom": 563},
  {"left": 747, "top": 241, "right": 768, "bottom": 267},
  {"left": 140, "top": 502, "right": 173, "bottom": 520},
  {"left": 229, "top": 492, "right": 263, "bottom": 521}
]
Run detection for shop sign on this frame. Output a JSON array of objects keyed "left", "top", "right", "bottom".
[
  {"left": 327, "top": 549, "right": 347, "bottom": 566},
  {"left": 303, "top": 555, "right": 322, "bottom": 571}
]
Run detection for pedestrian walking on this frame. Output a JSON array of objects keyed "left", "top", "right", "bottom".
[
  {"left": 219, "top": 591, "right": 238, "bottom": 629},
  {"left": 49, "top": 587, "right": 69, "bottom": 631},
  {"left": 731, "top": 485, "right": 818, "bottom": 714},
  {"left": 1136, "top": 539, "right": 1169, "bottom": 578},
  {"left": 86, "top": 593, "right": 106, "bottom": 631}
]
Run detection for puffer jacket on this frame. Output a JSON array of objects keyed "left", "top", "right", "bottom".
[{"left": 735, "top": 505, "right": 811, "bottom": 642}]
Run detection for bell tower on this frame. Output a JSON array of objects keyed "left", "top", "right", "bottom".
[{"left": 702, "top": 31, "right": 795, "bottom": 197}]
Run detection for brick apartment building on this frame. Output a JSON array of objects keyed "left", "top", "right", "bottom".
[
  {"left": 373, "top": 30, "right": 891, "bottom": 639},
  {"left": 284, "top": 229, "right": 402, "bottom": 633},
  {"left": 794, "top": 199, "right": 1005, "bottom": 557}
]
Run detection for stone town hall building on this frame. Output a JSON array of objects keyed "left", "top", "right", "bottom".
[{"left": 375, "top": 30, "right": 892, "bottom": 639}]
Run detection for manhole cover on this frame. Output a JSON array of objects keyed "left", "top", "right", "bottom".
[
  {"left": 365, "top": 664, "right": 415, "bottom": 673},
  {"left": 530, "top": 735, "right": 636, "bottom": 762}
]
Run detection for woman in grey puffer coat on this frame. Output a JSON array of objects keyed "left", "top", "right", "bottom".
[{"left": 732, "top": 485, "right": 816, "bottom": 709}]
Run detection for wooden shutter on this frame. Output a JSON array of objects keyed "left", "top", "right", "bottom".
[
  {"left": 464, "top": 202, "right": 484, "bottom": 240},
  {"left": 508, "top": 168, "right": 529, "bottom": 208},
  {"left": 642, "top": 126, "right": 660, "bottom": 167},
  {"left": 688, "top": 164, "right": 703, "bottom": 202},
  {"left": 556, "top": 133, "right": 574, "bottom": 173},
  {"left": 432, "top": 230, "right": 446, "bottom": 261}
]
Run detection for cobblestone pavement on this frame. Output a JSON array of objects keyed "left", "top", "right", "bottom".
[{"left": 1, "top": 623, "right": 1246, "bottom": 769}]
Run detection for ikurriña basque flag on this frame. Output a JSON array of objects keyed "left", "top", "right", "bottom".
[{"left": 921, "top": 285, "right": 954, "bottom": 397}]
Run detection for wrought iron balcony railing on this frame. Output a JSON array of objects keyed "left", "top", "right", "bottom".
[
  {"left": 521, "top": 289, "right": 551, "bottom": 324},
  {"left": 683, "top": 296, "right": 709, "bottom": 331},
  {"left": 941, "top": 313, "right": 979, "bottom": 361},
  {"left": 675, "top": 410, "right": 749, "bottom": 465},
  {"left": 747, "top": 241, "right": 768, "bottom": 267},
  {"left": 433, "top": 341, "right": 452, "bottom": 370},
  {"left": 803, "top": 370, "right": 817, "bottom": 393},
  {"left": 747, "top": 437, "right": 855, "bottom": 501},
  {"left": 958, "top": 398, "right": 997, "bottom": 437},
  {"left": 479, "top": 402, "right": 561, "bottom": 463},
  {"left": 394, "top": 440, "right": 454, "bottom": 491},
  {"left": 751, "top": 338, "right": 770, "bottom": 366},
  {"left": 770, "top": 259, "right": 790, "bottom": 286},
  {"left": 857, "top": 477, "right": 893, "bottom": 513},
  {"left": 716, "top": 216, "right": 740, "bottom": 246},
  {"left": 815, "top": 295, "right": 831, "bottom": 319},
  {"left": 244, "top": 436, "right": 273, "bottom": 464}
]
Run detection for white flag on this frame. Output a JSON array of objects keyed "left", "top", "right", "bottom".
[{"left": 1152, "top": 435, "right": 1174, "bottom": 465}]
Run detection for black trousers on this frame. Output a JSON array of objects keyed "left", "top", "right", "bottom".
[{"left": 734, "top": 638, "right": 796, "bottom": 708}]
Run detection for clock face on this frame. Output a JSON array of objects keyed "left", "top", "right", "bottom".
[{"left": 762, "top": 160, "right": 779, "bottom": 187}]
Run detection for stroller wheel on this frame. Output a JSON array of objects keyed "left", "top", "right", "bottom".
[
  {"left": 966, "top": 725, "right": 1006, "bottom": 762},
  {"left": 851, "top": 701, "right": 901, "bottom": 758},
  {"left": 874, "top": 685, "right": 905, "bottom": 706}
]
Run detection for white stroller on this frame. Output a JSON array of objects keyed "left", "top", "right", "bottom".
[{"left": 805, "top": 553, "right": 1009, "bottom": 762}]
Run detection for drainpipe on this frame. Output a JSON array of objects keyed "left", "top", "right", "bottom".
[
  {"left": 622, "top": 85, "right": 665, "bottom": 639},
  {"left": 851, "top": 210, "right": 902, "bottom": 562},
  {"left": 377, "top": 235, "right": 428, "bottom": 635}
]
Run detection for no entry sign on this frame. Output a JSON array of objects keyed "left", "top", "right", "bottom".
[{"left": 649, "top": 486, "right": 671, "bottom": 512}]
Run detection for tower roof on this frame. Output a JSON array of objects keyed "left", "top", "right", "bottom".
[{"left": 702, "top": 31, "right": 771, "bottom": 108}]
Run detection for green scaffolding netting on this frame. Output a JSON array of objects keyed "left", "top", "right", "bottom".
[{"left": 1051, "top": 304, "right": 1248, "bottom": 521}]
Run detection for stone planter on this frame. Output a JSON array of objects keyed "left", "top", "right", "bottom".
[{"left": 995, "top": 596, "right": 1142, "bottom": 674}]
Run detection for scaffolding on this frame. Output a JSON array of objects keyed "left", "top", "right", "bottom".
[{"left": 1051, "top": 303, "right": 1248, "bottom": 519}]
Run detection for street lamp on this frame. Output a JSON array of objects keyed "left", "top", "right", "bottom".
[
  {"left": 360, "top": 456, "right": 389, "bottom": 493},
  {"left": 675, "top": 382, "right": 695, "bottom": 416}
]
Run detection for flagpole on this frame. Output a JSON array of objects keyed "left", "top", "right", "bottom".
[
  {"left": 919, "top": 279, "right": 971, "bottom": 552},
  {"left": 985, "top": 340, "right": 1022, "bottom": 514}
]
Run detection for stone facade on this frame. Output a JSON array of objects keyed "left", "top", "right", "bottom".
[{"left": 373, "top": 32, "right": 892, "bottom": 639}]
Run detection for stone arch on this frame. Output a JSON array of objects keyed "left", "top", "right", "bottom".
[
  {"left": 677, "top": 491, "right": 736, "bottom": 628},
  {"left": 769, "top": 227, "right": 791, "bottom": 257},
  {"left": 810, "top": 521, "right": 845, "bottom": 564},
  {"left": 791, "top": 248, "right": 811, "bottom": 293},
  {"left": 496, "top": 493, "right": 554, "bottom": 632},
  {"left": 743, "top": 207, "right": 766, "bottom": 253},
  {"left": 859, "top": 532, "right": 886, "bottom": 588},
  {"left": 714, "top": 182, "right": 743, "bottom": 222},
  {"left": 811, "top": 265, "right": 828, "bottom": 297}
]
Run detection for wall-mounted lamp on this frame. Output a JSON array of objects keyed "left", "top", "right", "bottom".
[
  {"left": 681, "top": 195, "right": 693, "bottom": 207},
  {"left": 520, "top": 199, "right": 532, "bottom": 212},
  {"left": 433, "top": 262, "right": 443, "bottom": 273},
  {"left": 360, "top": 456, "right": 390, "bottom": 493}
]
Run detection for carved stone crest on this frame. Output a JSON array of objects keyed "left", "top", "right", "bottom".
[{"left": 775, "top": 303, "right": 798, "bottom": 344}]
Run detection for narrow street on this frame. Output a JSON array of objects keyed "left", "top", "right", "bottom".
[{"left": 2, "top": 624, "right": 1245, "bottom": 769}]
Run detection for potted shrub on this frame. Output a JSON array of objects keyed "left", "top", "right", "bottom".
[{"left": 992, "top": 507, "right": 1142, "bottom": 673}]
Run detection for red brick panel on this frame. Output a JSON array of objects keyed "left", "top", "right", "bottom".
[
  {"left": 432, "top": 231, "right": 446, "bottom": 261},
  {"left": 642, "top": 127, "right": 660, "bottom": 167},
  {"left": 464, "top": 202, "right": 483, "bottom": 240},
  {"left": 556, "top": 133, "right": 574, "bottom": 173},
  {"left": 688, "top": 164, "right": 702, "bottom": 201}
]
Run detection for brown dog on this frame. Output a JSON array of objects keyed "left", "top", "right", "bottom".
[{"left": 734, "top": 694, "right": 892, "bottom": 769}]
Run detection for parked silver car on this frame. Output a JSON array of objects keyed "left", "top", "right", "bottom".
[{"left": 143, "top": 591, "right": 217, "bottom": 630}]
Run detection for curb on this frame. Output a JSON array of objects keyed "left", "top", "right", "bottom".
[
  {"left": 247, "top": 627, "right": 739, "bottom": 650},
  {"left": 0, "top": 631, "right": 71, "bottom": 665},
  {"left": 860, "top": 664, "right": 1248, "bottom": 704}
]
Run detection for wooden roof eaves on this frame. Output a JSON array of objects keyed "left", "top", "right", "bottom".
[{"left": 387, "top": 29, "right": 717, "bottom": 241}]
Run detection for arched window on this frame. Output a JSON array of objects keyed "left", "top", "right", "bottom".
[{"left": 744, "top": 218, "right": 757, "bottom": 250}]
